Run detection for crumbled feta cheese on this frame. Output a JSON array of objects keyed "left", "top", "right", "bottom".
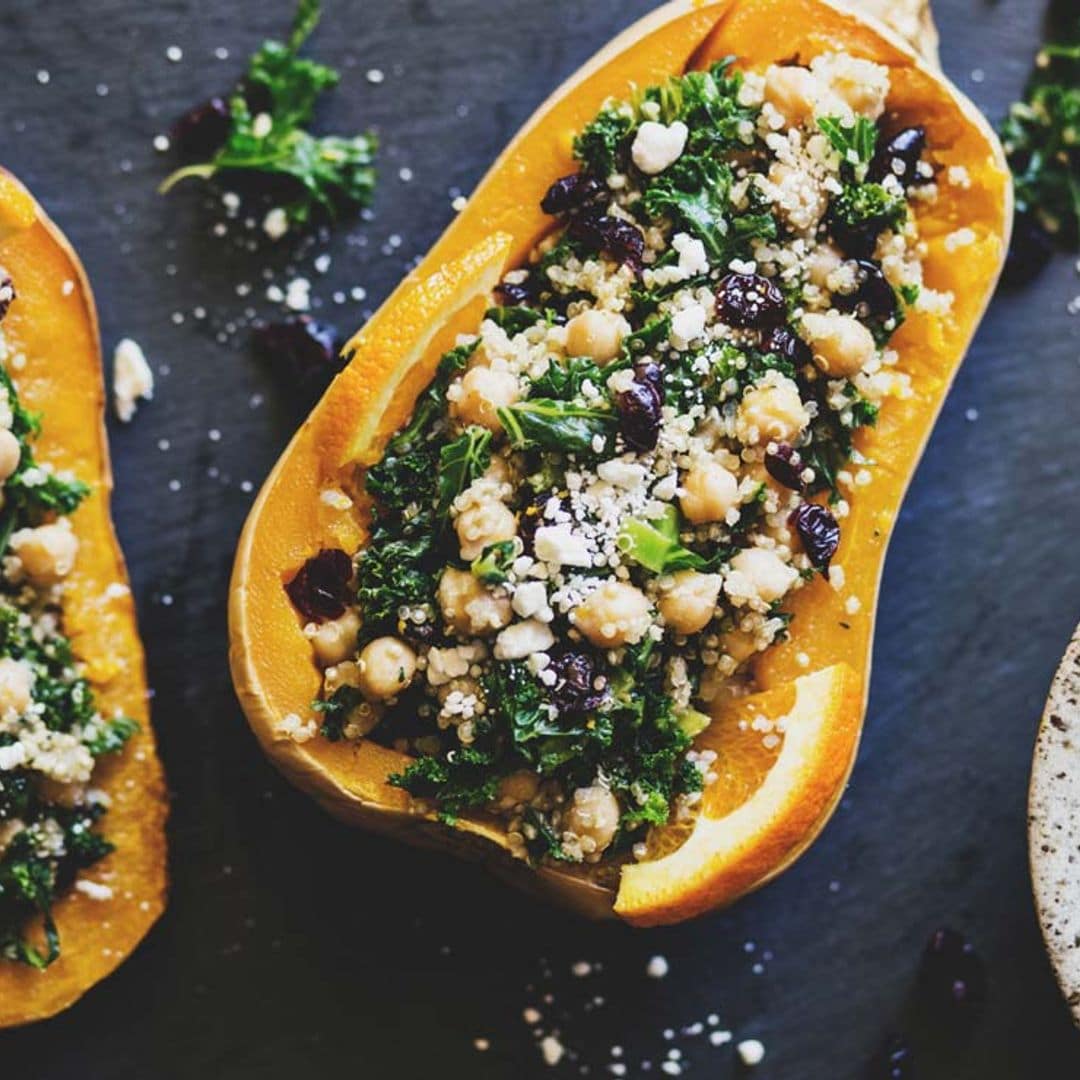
[
  {"left": 670, "top": 304, "right": 707, "bottom": 348},
  {"left": 737, "top": 1039, "right": 766, "bottom": 1066},
  {"left": 262, "top": 207, "right": 289, "bottom": 240},
  {"left": 494, "top": 619, "right": 556, "bottom": 661},
  {"left": 112, "top": 338, "right": 154, "bottom": 422},
  {"left": 534, "top": 524, "right": 593, "bottom": 568},
  {"left": 631, "top": 120, "right": 689, "bottom": 175},
  {"left": 646, "top": 954, "right": 670, "bottom": 978}
]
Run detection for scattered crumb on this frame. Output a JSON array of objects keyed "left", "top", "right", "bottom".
[
  {"left": 540, "top": 1035, "right": 565, "bottom": 1067},
  {"left": 709, "top": 1030, "right": 732, "bottom": 1047},
  {"left": 112, "top": 338, "right": 155, "bottom": 422},
  {"left": 737, "top": 1039, "right": 765, "bottom": 1067},
  {"left": 75, "top": 878, "right": 114, "bottom": 901},
  {"left": 366, "top": 67, "right": 385, "bottom": 84},
  {"left": 572, "top": 960, "right": 593, "bottom": 977},
  {"left": 165, "top": 44, "right": 183, "bottom": 62},
  {"left": 646, "top": 955, "right": 670, "bottom": 979},
  {"left": 473, "top": 1038, "right": 490, "bottom": 1052}
]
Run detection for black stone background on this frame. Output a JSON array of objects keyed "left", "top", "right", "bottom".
[{"left": 2, "top": 1, "right": 1080, "bottom": 1076}]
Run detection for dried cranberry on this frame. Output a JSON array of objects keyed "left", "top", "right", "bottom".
[
  {"left": 170, "top": 97, "right": 231, "bottom": 159},
  {"left": 919, "top": 927, "right": 987, "bottom": 1016},
  {"left": 715, "top": 273, "right": 787, "bottom": 329},
  {"left": 1002, "top": 212, "right": 1056, "bottom": 287},
  {"left": 760, "top": 325, "right": 812, "bottom": 366},
  {"left": 634, "top": 360, "right": 665, "bottom": 402},
  {"left": 765, "top": 444, "right": 805, "bottom": 491},
  {"left": 568, "top": 212, "right": 645, "bottom": 273},
  {"left": 285, "top": 548, "right": 353, "bottom": 622},
  {"left": 833, "top": 259, "right": 899, "bottom": 322},
  {"left": 869, "top": 126, "right": 927, "bottom": 188},
  {"left": 547, "top": 652, "right": 607, "bottom": 714},
  {"left": 616, "top": 378, "right": 663, "bottom": 452},
  {"left": 866, "top": 1035, "right": 914, "bottom": 1079},
  {"left": 789, "top": 502, "right": 841, "bottom": 571},
  {"left": 253, "top": 316, "right": 343, "bottom": 392},
  {"left": 0, "top": 273, "right": 14, "bottom": 322},
  {"left": 541, "top": 173, "right": 604, "bottom": 216}
]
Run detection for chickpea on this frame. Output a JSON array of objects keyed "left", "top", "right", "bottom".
[
  {"left": 455, "top": 499, "right": 517, "bottom": 562},
  {"left": 437, "top": 567, "right": 511, "bottom": 637},
  {"left": 0, "top": 656, "right": 33, "bottom": 715},
  {"left": 10, "top": 522, "right": 79, "bottom": 587},
  {"left": 735, "top": 375, "right": 810, "bottom": 445},
  {"left": 451, "top": 364, "right": 520, "bottom": 431},
  {"left": 0, "top": 429, "right": 20, "bottom": 482},
  {"left": 763, "top": 65, "right": 821, "bottom": 125},
  {"left": 357, "top": 636, "right": 417, "bottom": 702},
  {"left": 310, "top": 609, "right": 361, "bottom": 668},
  {"left": 800, "top": 313, "right": 876, "bottom": 378},
  {"left": 658, "top": 571, "right": 723, "bottom": 636},
  {"left": 680, "top": 458, "right": 739, "bottom": 524},
  {"left": 493, "top": 770, "right": 541, "bottom": 811},
  {"left": 730, "top": 548, "right": 798, "bottom": 605},
  {"left": 572, "top": 581, "right": 652, "bottom": 648},
  {"left": 563, "top": 784, "right": 620, "bottom": 855},
  {"left": 564, "top": 309, "right": 629, "bottom": 365}
]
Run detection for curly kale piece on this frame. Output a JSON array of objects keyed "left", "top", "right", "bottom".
[{"left": 161, "top": 0, "right": 377, "bottom": 227}]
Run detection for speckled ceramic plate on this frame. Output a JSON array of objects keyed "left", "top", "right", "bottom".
[{"left": 1029, "top": 625, "right": 1080, "bottom": 1023}]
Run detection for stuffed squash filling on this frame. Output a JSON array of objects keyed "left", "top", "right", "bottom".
[
  {"left": 0, "top": 279, "right": 136, "bottom": 967},
  {"left": 285, "top": 53, "right": 946, "bottom": 868}
]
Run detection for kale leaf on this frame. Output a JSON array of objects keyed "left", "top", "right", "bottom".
[
  {"left": 436, "top": 427, "right": 492, "bottom": 521},
  {"left": 818, "top": 115, "right": 879, "bottom": 181},
  {"left": 498, "top": 399, "right": 616, "bottom": 455},
  {"left": 160, "top": 0, "right": 377, "bottom": 227}
]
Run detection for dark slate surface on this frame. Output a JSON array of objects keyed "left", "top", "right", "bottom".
[{"left": 2, "top": 0, "right": 1080, "bottom": 1076}]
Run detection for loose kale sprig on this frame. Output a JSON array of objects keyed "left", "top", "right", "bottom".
[
  {"left": 160, "top": 0, "right": 377, "bottom": 227},
  {"left": 1000, "top": 16, "right": 1080, "bottom": 257}
]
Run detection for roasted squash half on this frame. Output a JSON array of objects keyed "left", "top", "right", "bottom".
[
  {"left": 0, "top": 171, "right": 167, "bottom": 1024},
  {"left": 230, "top": 0, "right": 1010, "bottom": 924}
]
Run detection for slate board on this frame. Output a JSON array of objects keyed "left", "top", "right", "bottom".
[{"left": 2, "top": 0, "right": 1080, "bottom": 1076}]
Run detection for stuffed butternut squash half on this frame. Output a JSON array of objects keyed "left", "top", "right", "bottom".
[
  {"left": 0, "top": 172, "right": 166, "bottom": 1024},
  {"left": 230, "top": 0, "right": 1009, "bottom": 925}
]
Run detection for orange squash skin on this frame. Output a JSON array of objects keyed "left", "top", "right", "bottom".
[
  {"left": 230, "top": 0, "right": 1010, "bottom": 921},
  {"left": 0, "top": 171, "right": 168, "bottom": 1025}
]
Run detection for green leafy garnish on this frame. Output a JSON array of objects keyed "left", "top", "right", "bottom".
[
  {"left": 498, "top": 399, "right": 616, "bottom": 455},
  {"left": 436, "top": 427, "right": 492, "bottom": 522},
  {"left": 818, "top": 115, "right": 879, "bottom": 181},
  {"left": 160, "top": 0, "right": 377, "bottom": 228},
  {"left": 471, "top": 540, "right": 519, "bottom": 585},
  {"left": 573, "top": 107, "right": 635, "bottom": 177},
  {"left": 828, "top": 182, "right": 907, "bottom": 238},
  {"left": 1000, "top": 16, "right": 1080, "bottom": 246},
  {"left": 617, "top": 507, "right": 710, "bottom": 575}
]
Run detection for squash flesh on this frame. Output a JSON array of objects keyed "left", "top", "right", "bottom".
[
  {"left": 230, "top": 0, "right": 1010, "bottom": 920},
  {"left": 0, "top": 172, "right": 167, "bottom": 1026}
]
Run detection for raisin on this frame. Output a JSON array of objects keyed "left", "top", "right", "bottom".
[
  {"left": 761, "top": 325, "right": 812, "bottom": 366},
  {"left": 869, "top": 126, "right": 927, "bottom": 188},
  {"left": 170, "top": 97, "right": 231, "bottom": 160},
  {"left": 568, "top": 212, "right": 645, "bottom": 273},
  {"left": 541, "top": 173, "right": 605, "bottom": 216},
  {"left": 253, "top": 316, "right": 343, "bottom": 393},
  {"left": 789, "top": 502, "right": 841, "bottom": 570},
  {"left": 284, "top": 548, "right": 353, "bottom": 622},
  {"left": 833, "top": 259, "right": 899, "bottom": 322},
  {"left": 765, "top": 444, "right": 805, "bottom": 491},
  {"left": 715, "top": 273, "right": 787, "bottom": 329},
  {"left": 616, "top": 378, "right": 662, "bottom": 452},
  {"left": 547, "top": 652, "right": 607, "bottom": 714}
]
